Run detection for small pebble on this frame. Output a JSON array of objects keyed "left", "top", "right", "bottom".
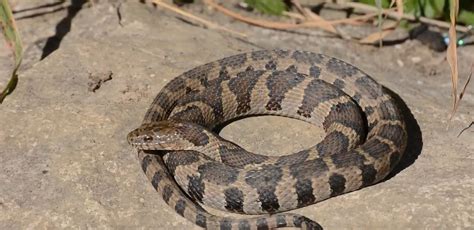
[
  {"left": 411, "top": 57, "right": 422, "bottom": 63},
  {"left": 397, "top": 59, "right": 404, "bottom": 67},
  {"left": 238, "top": 2, "right": 249, "bottom": 9}
]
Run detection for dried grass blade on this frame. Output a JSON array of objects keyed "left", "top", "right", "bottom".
[
  {"left": 359, "top": 29, "right": 394, "bottom": 44},
  {"left": 303, "top": 7, "right": 339, "bottom": 34},
  {"left": 152, "top": 0, "right": 246, "bottom": 37},
  {"left": 0, "top": 0, "right": 23, "bottom": 103},
  {"left": 375, "top": 0, "right": 383, "bottom": 46},
  {"left": 447, "top": 0, "right": 459, "bottom": 120},
  {"left": 290, "top": 0, "right": 307, "bottom": 17},
  {"left": 330, "top": 12, "right": 380, "bottom": 25},
  {"left": 359, "top": 1, "right": 401, "bottom": 45},
  {"left": 204, "top": 0, "right": 340, "bottom": 34},
  {"left": 395, "top": 0, "right": 403, "bottom": 18},
  {"left": 283, "top": 11, "right": 305, "bottom": 21}
]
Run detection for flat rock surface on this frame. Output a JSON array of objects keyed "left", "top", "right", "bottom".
[{"left": 1, "top": 1, "right": 473, "bottom": 229}]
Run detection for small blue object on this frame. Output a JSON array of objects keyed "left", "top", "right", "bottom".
[{"left": 443, "top": 25, "right": 473, "bottom": 46}]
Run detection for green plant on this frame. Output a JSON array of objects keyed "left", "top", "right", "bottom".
[
  {"left": 359, "top": 0, "right": 474, "bottom": 25},
  {"left": 244, "top": 0, "right": 287, "bottom": 16}
]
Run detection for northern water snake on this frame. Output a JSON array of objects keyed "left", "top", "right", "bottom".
[{"left": 127, "top": 50, "right": 407, "bottom": 229}]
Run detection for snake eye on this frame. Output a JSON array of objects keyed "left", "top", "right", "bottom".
[{"left": 143, "top": 135, "right": 153, "bottom": 142}]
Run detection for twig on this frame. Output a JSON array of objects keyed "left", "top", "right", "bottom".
[
  {"left": 152, "top": 0, "right": 246, "bottom": 37},
  {"left": 329, "top": 12, "right": 380, "bottom": 25},
  {"left": 451, "top": 64, "right": 472, "bottom": 122},
  {"left": 291, "top": 0, "right": 309, "bottom": 18},
  {"left": 458, "top": 65, "right": 472, "bottom": 104},
  {"left": 299, "top": 3, "right": 340, "bottom": 35},
  {"left": 457, "top": 121, "right": 473, "bottom": 137},
  {"left": 283, "top": 11, "right": 305, "bottom": 21},
  {"left": 419, "top": 17, "right": 470, "bottom": 33}
]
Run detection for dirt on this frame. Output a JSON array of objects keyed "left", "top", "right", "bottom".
[{"left": 0, "top": 1, "right": 473, "bottom": 229}]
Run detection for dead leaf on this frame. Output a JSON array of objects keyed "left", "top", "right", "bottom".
[{"left": 447, "top": 0, "right": 459, "bottom": 120}]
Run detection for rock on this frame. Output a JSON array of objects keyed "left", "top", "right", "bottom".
[{"left": 0, "top": 1, "right": 472, "bottom": 230}]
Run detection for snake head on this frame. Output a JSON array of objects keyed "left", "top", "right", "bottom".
[{"left": 127, "top": 121, "right": 210, "bottom": 151}]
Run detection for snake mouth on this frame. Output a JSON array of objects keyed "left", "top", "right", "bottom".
[
  {"left": 127, "top": 125, "right": 184, "bottom": 151},
  {"left": 128, "top": 138, "right": 165, "bottom": 151},
  {"left": 127, "top": 131, "right": 161, "bottom": 150},
  {"left": 127, "top": 129, "right": 152, "bottom": 148},
  {"left": 127, "top": 121, "right": 211, "bottom": 151}
]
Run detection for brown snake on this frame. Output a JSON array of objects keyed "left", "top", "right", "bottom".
[{"left": 127, "top": 50, "right": 407, "bottom": 229}]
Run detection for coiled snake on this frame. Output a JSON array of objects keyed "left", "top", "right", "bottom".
[{"left": 127, "top": 50, "right": 407, "bottom": 229}]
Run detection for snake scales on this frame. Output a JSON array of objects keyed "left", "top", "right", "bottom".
[{"left": 127, "top": 50, "right": 407, "bottom": 229}]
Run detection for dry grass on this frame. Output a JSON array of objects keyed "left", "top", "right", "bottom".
[
  {"left": 447, "top": 0, "right": 471, "bottom": 121},
  {"left": 204, "top": 0, "right": 397, "bottom": 36},
  {"left": 150, "top": 0, "right": 471, "bottom": 121},
  {"left": 2, "top": 0, "right": 471, "bottom": 121},
  {"left": 359, "top": 0, "right": 401, "bottom": 45},
  {"left": 0, "top": 0, "right": 23, "bottom": 103},
  {"left": 152, "top": 0, "right": 246, "bottom": 37},
  {"left": 447, "top": 0, "right": 459, "bottom": 120},
  {"left": 200, "top": 0, "right": 471, "bottom": 121}
]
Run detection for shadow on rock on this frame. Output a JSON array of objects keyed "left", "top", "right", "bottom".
[
  {"left": 384, "top": 86, "right": 423, "bottom": 181},
  {"left": 41, "top": 0, "right": 87, "bottom": 60}
]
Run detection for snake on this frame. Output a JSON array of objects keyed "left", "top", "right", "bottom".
[{"left": 127, "top": 50, "right": 407, "bottom": 229}]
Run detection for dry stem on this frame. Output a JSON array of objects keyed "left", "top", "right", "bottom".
[{"left": 152, "top": 0, "right": 246, "bottom": 37}]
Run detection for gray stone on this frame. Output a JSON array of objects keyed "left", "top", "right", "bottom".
[{"left": 0, "top": 1, "right": 472, "bottom": 230}]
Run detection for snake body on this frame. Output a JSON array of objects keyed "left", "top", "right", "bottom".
[{"left": 127, "top": 50, "right": 407, "bottom": 229}]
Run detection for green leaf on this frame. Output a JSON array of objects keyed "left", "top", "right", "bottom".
[
  {"left": 398, "top": 19, "right": 412, "bottom": 29},
  {"left": 458, "top": 9, "right": 474, "bottom": 25},
  {"left": 404, "top": 0, "right": 422, "bottom": 18},
  {"left": 421, "top": 0, "right": 445, "bottom": 18},
  {"left": 245, "top": 0, "right": 287, "bottom": 15},
  {"left": 357, "top": 0, "right": 391, "bottom": 8},
  {"left": 0, "top": 0, "right": 23, "bottom": 103}
]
